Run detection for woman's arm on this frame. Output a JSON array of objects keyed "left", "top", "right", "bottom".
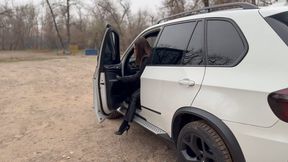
[{"left": 117, "top": 57, "right": 149, "bottom": 83}]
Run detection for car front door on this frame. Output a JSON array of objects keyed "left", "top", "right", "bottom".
[
  {"left": 140, "top": 20, "right": 206, "bottom": 135},
  {"left": 93, "top": 25, "right": 123, "bottom": 122}
]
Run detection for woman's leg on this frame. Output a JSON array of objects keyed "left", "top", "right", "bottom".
[
  {"left": 115, "top": 89, "right": 140, "bottom": 135},
  {"left": 123, "top": 89, "right": 140, "bottom": 122},
  {"left": 114, "top": 120, "right": 129, "bottom": 135}
]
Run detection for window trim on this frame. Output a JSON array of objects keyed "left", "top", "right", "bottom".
[{"left": 204, "top": 17, "right": 249, "bottom": 67}]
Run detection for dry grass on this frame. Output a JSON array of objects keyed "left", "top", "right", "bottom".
[{"left": 0, "top": 50, "right": 67, "bottom": 63}]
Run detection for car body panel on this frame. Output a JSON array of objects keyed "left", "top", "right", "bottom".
[
  {"left": 225, "top": 120, "right": 288, "bottom": 162},
  {"left": 141, "top": 66, "right": 205, "bottom": 135},
  {"left": 191, "top": 10, "right": 288, "bottom": 127}
]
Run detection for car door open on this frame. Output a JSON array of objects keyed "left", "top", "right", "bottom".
[{"left": 93, "top": 25, "right": 126, "bottom": 122}]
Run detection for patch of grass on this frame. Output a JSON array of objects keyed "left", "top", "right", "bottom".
[{"left": 0, "top": 56, "right": 66, "bottom": 63}]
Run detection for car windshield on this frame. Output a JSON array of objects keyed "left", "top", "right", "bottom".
[{"left": 265, "top": 11, "right": 288, "bottom": 46}]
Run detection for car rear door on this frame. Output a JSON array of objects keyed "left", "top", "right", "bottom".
[{"left": 140, "top": 20, "right": 206, "bottom": 134}]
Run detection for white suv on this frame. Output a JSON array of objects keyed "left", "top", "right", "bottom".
[{"left": 93, "top": 3, "right": 288, "bottom": 162}]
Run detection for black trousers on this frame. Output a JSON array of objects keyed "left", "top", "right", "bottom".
[{"left": 123, "top": 89, "right": 140, "bottom": 122}]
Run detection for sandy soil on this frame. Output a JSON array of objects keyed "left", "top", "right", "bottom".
[{"left": 0, "top": 51, "right": 177, "bottom": 162}]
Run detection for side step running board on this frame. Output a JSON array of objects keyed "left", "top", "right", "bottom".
[
  {"left": 133, "top": 116, "right": 167, "bottom": 135},
  {"left": 117, "top": 107, "right": 167, "bottom": 135}
]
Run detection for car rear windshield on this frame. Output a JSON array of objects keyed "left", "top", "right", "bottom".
[{"left": 265, "top": 11, "right": 288, "bottom": 46}]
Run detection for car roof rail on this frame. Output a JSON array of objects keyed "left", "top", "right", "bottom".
[{"left": 157, "top": 2, "right": 258, "bottom": 24}]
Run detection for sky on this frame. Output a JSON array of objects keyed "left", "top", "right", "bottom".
[{"left": 129, "top": 0, "right": 161, "bottom": 13}]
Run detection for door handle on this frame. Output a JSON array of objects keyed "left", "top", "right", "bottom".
[{"left": 178, "top": 78, "right": 195, "bottom": 87}]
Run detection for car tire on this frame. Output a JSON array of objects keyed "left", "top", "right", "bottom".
[
  {"left": 107, "top": 111, "right": 122, "bottom": 119},
  {"left": 177, "top": 120, "right": 232, "bottom": 162}
]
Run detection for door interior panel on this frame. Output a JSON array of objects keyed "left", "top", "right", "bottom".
[{"left": 104, "top": 64, "right": 128, "bottom": 110}]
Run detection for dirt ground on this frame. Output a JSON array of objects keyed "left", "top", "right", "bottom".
[{"left": 0, "top": 51, "right": 177, "bottom": 162}]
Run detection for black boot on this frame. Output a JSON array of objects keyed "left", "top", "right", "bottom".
[{"left": 114, "top": 120, "right": 130, "bottom": 135}]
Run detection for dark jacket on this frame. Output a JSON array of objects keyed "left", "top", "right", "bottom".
[{"left": 118, "top": 55, "right": 150, "bottom": 84}]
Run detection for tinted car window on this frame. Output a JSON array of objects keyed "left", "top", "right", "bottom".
[
  {"left": 152, "top": 22, "right": 196, "bottom": 65},
  {"left": 144, "top": 30, "right": 160, "bottom": 47},
  {"left": 207, "top": 20, "right": 245, "bottom": 66},
  {"left": 102, "top": 31, "right": 120, "bottom": 65},
  {"left": 182, "top": 21, "right": 204, "bottom": 65},
  {"left": 265, "top": 11, "right": 288, "bottom": 46}
]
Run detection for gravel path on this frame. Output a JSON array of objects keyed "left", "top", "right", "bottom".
[{"left": 0, "top": 52, "right": 177, "bottom": 162}]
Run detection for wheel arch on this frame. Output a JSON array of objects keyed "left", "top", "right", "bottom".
[{"left": 172, "top": 106, "right": 245, "bottom": 162}]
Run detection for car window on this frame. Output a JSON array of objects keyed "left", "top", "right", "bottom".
[
  {"left": 123, "top": 29, "right": 160, "bottom": 75},
  {"left": 152, "top": 22, "right": 196, "bottom": 65},
  {"left": 128, "top": 30, "right": 160, "bottom": 64},
  {"left": 102, "top": 31, "right": 120, "bottom": 65},
  {"left": 144, "top": 29, "right": 160, "bottom": 47},
  {"left": 265, "top": 11, "right": 288, "bottom": 46},
  {"left": 207, "top": 20, "right": 246, "bottom": 66},
  {"left": 182, "top": 21, "right": 204, "bottom": 65},
  {"left": 146, "top": 36, "right": 157, "bottom": 47}
]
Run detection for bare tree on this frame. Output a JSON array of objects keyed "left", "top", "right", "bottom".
[
  {"left": 258, "top": 0, "right": 278, "bottom": 6},
  {"left": 162, "top": 0, "right": 186, "bottom": 16},
  {"left": 66, "top": 0, "right": 71, "bottom": 54},
  {"left": 45, "top": 0, "right": 65, "bottom": 51},
  {"left": 126, "top": 10, "right": 150, "bottom": 44},
  {"left": 203, "top": 0, "right": 209, "bottom": 6},
  {"left": 160, "top": 0, "right": 211, "bottom": 17},
  {"left": 45, "top": 0, "right": 80, "bottom": 54},
  {"left": 160, "top": 0, "right": 270, "bottom": 17},
  {"left": 4, "top": 0, "right": 282, "bottom": 52},
  {"left": 97, "top": 0, "right": 130, "bottom": 35},
  {"left": 0, "top": 2, "right": 41, "bottom": 50},
  {"left": 0, "top": 9, "right": 10, "bottom": 15},
  {"left": 60, "top": 0, "right": 78, "bottom": 54},
  {"left": 0, "top": 0, "right": 156, "bottom": 51}
]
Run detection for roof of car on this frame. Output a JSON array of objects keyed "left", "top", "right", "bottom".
[
  {"left": 149, "top": 8, "right": 259, "bottom": 29},
  {"left": 147, "top": 5, "right": 288, "bottom": 29}
]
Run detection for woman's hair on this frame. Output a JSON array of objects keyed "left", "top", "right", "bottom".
[{"left": 134, "top": 37, "right": 151, "bottom": 65}]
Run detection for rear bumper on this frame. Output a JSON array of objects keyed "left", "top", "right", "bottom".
[{"left": 224, "top": 120, "right": 288, "bottom": 162}]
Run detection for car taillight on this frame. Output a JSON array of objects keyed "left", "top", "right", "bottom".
[{"left": 268, "top": 88, "right": 288, "bottom": 123}]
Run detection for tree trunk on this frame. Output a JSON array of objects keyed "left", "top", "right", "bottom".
[
  {"left": 45, "top": 0, "right": 65, "bottom": 52},
  {"left": 251, "top": 0, "right": 256, "bottom": 5},
  {"left": 66, "top": 0, "right": 71, "bottom": 54},
  {"left": 203, "top": 0, "right": 209, "bottom": 7}
]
